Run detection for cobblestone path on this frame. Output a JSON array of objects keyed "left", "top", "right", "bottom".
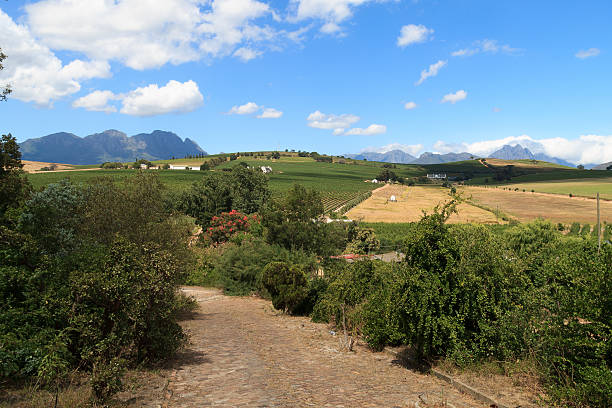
[{"left": 159, "top": 287, "right": 484, "bottom": 408}]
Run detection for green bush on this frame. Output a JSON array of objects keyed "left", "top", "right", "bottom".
[
  {"left": 569, "top": 222, "right": 581, "bottom": 236},
  {"left": 260, "top": 262, "right": 308, "bottom": 314},
  {"left": 580, "top": 223, "right": 591, "bottom": 236}
]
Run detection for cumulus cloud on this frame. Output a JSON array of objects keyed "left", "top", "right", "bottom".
[
  {"left": 415, "top": 60, "right": 446, "bottom": 85},
  {"left": 343, "top": 124, "right": 387, "bottom": 136},
  {"left": 397, "top": 24, "right": 433, "bottom": 47},
  {"left": 72, "top": 90, "right": 118, "bottom": 113},
  {"left": 441, "top": 90, "right": 467, "bottom": 104},
  {"left": 24, "top": 0, "right": 278, "bottom": 70},
  {"left": 361, "top": 143, "right": 423, "bottom": 156},
  {"left": 307, "top": 110, "right": 360, "bottom": 130},
  {"left": 228, "top": 102, "right": 261, "bottom": 115},
  {"left": 451, "top": 39, "right": 520, "bottom": 57},
  {"left": 290, "top": 0, "right": 386, "bottom": 34},
  {"left": 0, "top": 10, "right": 110, "bottom": 105},
  {"left": 257, "top": 107, "right": 283, "bottom": 118},
  {"left": 227, "top": 102, "right": 283, "bottom": 118},
  {"left": 404, "top": 101, "right": 417, "bottom": 110},
  {"left": 575, "top": 48, "right": 600, "bottom": 59},
  {"left": 119, "top": 80, "right": 204, "bottom": 116},
  {"left": 433, "top": 134, "right": 612, "bottom": 165}
]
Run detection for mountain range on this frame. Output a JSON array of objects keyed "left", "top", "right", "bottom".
[
  {"left": 348, "top": 144, "right": 578, "bottom": 167},
  {"left": 19, "top": 130, "right": 207, "bottom": 165}
]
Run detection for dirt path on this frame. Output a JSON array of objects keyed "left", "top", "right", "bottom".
[{"left": 142, "top": 287, "right": 485, "bottom": 408}]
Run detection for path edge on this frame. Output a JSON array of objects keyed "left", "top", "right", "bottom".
[{"left": 383, "top": 348, "right": 511, "bottom": 408}]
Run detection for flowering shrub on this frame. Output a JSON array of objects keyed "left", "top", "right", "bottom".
[{"left": 205, "top": 210, "right": 256, "bottom": 244}]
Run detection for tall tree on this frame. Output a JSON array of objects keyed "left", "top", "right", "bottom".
[{"left": 0, "top": 48, "right": 11, "bottom": 102}]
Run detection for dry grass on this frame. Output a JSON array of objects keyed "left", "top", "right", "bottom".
[
  {"left": 21, "top": 160, "right": 76, "bottom": 173},
  {"left": 435, "top": 358, "right": 544, "bottom": 408},
  {"left": 346, "top": 184, "right": 500, "bottom": 224},
  {"left": 0, "top": 370, "right": 168, "bottom": 408},
  {"left": 461, "top": 186, "right": 612, "bottom": 223}
]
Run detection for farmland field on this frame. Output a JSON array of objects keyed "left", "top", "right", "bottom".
[
  {"left": 460, "top": 185, "right": 612, "bottom": 223},
  {"left": 491, "top": 177, "right": 612, "bottom": 200},
  {"left": 346, "top": 184, "right": 501, "bottom": 224}
]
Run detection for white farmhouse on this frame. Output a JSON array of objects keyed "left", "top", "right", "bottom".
[
  {"left": 260, "top": 166, "right": 272, "bottom": 174},
  {"left": 169, "top": 165, "right": 187, "bottom": 170},
  {"left": 427, "top": 173, "right": 447, "bottom": 180}
]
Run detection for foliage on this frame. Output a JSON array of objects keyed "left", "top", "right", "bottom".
[
  {"left": 100, "top": 162, "right": 124, "bottom": 169},
  {"left": 203, "top": 210, "right": 255, "bottom": 244},
  {"left": 260, "top": 262, "right": 309, "bottom": 314},
  {"left": 0, "top": 134, "right": 32, "bottom": 225},
  {"left": 376, "top": 168, "right": 400, "bottom": 182},
  {"left": 0, "top": 172, "right": 193, "bottom": 402},
  {"left": 345, "top": 226, "right": 380, "bottom": 254},
  {"left": 0, "top": 48, "right": 10, "bottom": 101},
  {"left": 179, "top": 166, "right": 269, "bottom": 228},
  {"left": 262, "top": 184, "right": 332, "bottom": 255}
]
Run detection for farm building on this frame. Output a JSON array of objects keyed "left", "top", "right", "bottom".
[
  {"left": 260, "top": 166, "right": 272, "bottom": 174},
  {"left": 389, "top": 195, "right": 397, "bottom": 202},
  {"left": 371, "top": 179, "right": 379, "bottom": 184},
  {"left": 169, "top": 165, "right": 198, "bottom": 170},
  {"left": 427, "top": 173, "right": 447, "bottom": 180}
]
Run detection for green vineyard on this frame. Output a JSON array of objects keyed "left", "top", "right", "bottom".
[{"left": 321, "top": 191, "right": 372, "bottom": 213}]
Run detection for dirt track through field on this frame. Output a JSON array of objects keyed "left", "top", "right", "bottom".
[{"left": 149, "top": 287, "right": 486, "bottom": 407}]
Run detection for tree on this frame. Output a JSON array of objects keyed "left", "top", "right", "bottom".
[
  {"left": 0, "top": 48, "right": 11, "bottom": 102},
  {"left": 262, "top": 184, "right": 336, "bottom": 255},
  {"left": 0, "top": 134, "right": 31, "bottom": 224},
  {"left": 577, "top": 164, "right": 585, "bottom": 170},
  {"left": 230, "top": 165, "right": 270, "bottom": 214},
  {"left": 260, "top": 261, "right": 308, "bottom": 314}
]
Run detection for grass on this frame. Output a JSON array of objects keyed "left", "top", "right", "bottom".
[
  {"left": 346, "top": 184, "right": 500, "bottom": 224},
  {"left": 460, "top": 186, "right": 612, "bottom": 224},
  {"left": 492, "top": 177, "right": 612, "bottom": 200}
]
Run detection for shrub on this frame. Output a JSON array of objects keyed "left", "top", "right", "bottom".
[
  {"left": 345, "top": 227, "right": 380, "bottom": 254},
  {"left": 260, "top": 262, "right": 309, "bottom": 314},
  {"left": 580, "top": 223, "right": 591, "bottom": 236},
  {"left": 569, "top": 222, "right": 581, "bottom": 236},
  {"left": 203, "top": 210, "right": 255, "bottom": 244}
]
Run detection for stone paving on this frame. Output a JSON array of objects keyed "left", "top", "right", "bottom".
[{"left": 148, "top": 287, "right": 485, "bottom": 408}]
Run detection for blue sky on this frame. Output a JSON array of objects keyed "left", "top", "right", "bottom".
[{"left": 1, "top": 0, "right": 611, "bottom": 164}]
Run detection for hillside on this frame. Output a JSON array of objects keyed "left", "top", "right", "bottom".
[{"left": 19, "top": 130, "right": 206, "bottom": 165}]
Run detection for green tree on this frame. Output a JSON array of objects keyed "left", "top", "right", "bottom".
[
  {"left": 0, "top": 134, "right": 31, "bottom": 225},
  {"left": 262, "top": 184, "right": 333, "bottom": 255},
  {"left": 0, "top": 48, "right": 11, "bottom": 102},
  {"left": 260, "top": 261, "right": 308, "bottom": 314},
  {"left": 179, "top": 172, "right": 233, "bottom": 227},
  {"left": 230, "top": 165, "right": 270, "bottom": 214}
]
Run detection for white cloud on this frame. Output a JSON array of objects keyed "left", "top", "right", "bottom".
[
  {"left": 404, "top": 101, "right": 417, "bottom": 110},
  {"left": 290, "top": 0, "right": 385, "bottom": 34},
  {"left": 343, "top": 124, "right": 387, "bottom": 136},
  {"left": 361, "top": 143, "right": 423, "bottom": 156},
  {"left": 72, "top": 90, "right": 118, "bottom": 113},
  {"left": 451, "top": 39, "right": 520, "bottom": 57},
  {"left": 433, "top": 134, "right": 612, "bottom": 165},
  {"left": 228, "top": 102, "right": 261, "bottom": 115},
  {"left": 233, "top": 47, "right": 261, "bottom": 61},
  {"left": 257, "top": 107, "right": 283, "bottom": 118},
  {"left": 25, "top": 0, "right": 278, "bottom": 70},
  {"left": 415, "top": 60, "right": 447, "bottom": 85},
  {"left": 441, "top": 90, "right": 467, "bottom": 104},
  {"left": 0, "top": 10, "right": 110, "bottom": 105},
  {"left": 575, "top": 48, "right": 600, "bottom": 59},
  {"left": 120, "top": 80, "right": 204, "bottom": 116},
  {"left": 307, "top": 110, "right": 360, "bottom": 130},
  {"left": 228, "top": 102, "right": 282, "bottom": 118},
  {"left": 397, "top": 24, "right": 433, "bottom": 47}
]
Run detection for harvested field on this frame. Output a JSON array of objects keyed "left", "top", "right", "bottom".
[
  {"left": 22, "top": 160, "right": 76, "bottom": 172},
  {"left": 346, "top": 184, "right": 500, "bottom": 224},
  {"left": 496, "top": 177, "right": 612, "bottom": 200},
  {"left": 461, "top": 186, "right": 612, "bottom": 224}
]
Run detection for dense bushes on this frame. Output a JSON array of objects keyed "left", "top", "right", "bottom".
[
  {"left": 308, "top": 207, "right": 611, "bottom": 406},
  {"left": 0, "top": 169, "right": 193, "bottom": 401},
  {"left": 260, "top": 262, "right": 309, "bottom": 314}
]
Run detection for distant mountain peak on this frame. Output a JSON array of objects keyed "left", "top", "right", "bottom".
[{"left": 19, "top": 130, "right": 207, "bottom": 165}]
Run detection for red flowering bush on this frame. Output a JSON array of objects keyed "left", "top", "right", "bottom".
[{"left": 204, "top": 210, "right": 257, "bottom": 244}]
